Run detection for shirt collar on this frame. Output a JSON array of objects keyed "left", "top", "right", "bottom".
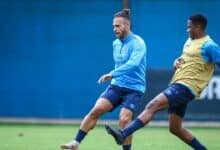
[
  {"left": 189, "top": 35, "right": 209, "bottom": 41},
  {"left": 121, "top": 32, "right": 133, "bottom": 44}
]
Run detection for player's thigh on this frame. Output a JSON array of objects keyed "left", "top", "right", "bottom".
[
  {"left": 163, "top": 83, "right": 194, "bottom": 118},
  {"left": 138, "top": 93, "right": 169, "bottom": 121},
  {"left": 93, "top": 97, "right": 114, "bottom": 113},
  {"left": 163, "top": 83, "right": 195, "bottom": 108},
  {"left": 145, "top": 93, "right": 170, "bottom": 112},
  {"left": 93, "top": 85, "right": 122, "bottom": 113},
  {"left": 122, "top": 90, "right": 143, "bottom": 114},
  {"left": 99, "top": 85, "right": 122, "bottom": 108}
]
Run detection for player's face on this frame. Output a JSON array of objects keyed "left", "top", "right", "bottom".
[
  {"left": 113, "top": 17, "right": 130, "bottom": 39},
  {"left": 187, "top": 20, "right": 199, "bottom": 39}
]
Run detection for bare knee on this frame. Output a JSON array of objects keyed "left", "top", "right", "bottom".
[
  {"left": 119, "top": 116, "right": 132, "bottom": 128},
  {"left": 88, "top": 99, "right": 112, "bottom": 119},
  {"left": 119, "top": 109, "right": 133, "bottom": 128},
  {"left": 169, "top": 125, "right": 182, "bottom": 136}
]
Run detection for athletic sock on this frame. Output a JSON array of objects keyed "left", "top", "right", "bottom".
[
  {"left": 122, "top": 118, "right": 145, "bottom": 138},
  {"left": 188, "top": 138, "right": 207, "bottom": 150},
  {"left": 122, "top": 144, "right": 131, "bottom": 150},
  {"left": 75, "top": 129, "right": 87, "bottom": 143}
]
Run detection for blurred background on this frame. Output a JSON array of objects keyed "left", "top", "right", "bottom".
[{"left": 0, "top": 0, "right": 220, "bottom": 123}]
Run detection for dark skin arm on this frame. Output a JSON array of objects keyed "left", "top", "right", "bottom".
[{"left": 173, "top": 57, "right": 182, "bottom": 70}]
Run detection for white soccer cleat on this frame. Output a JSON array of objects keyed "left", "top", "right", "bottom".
[{"left": 60, "top": 140, "right": 79, "bottom": 150}]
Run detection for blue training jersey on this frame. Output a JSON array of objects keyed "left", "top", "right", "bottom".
[{"left": 110, "top": 32, "right": 147, "bottom": 93}]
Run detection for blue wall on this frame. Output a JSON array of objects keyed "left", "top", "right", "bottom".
[
  {"left": 131, "top": 0, "right": 220, "bottom": 68},
  {"left": 0, "top": 0, "right": 220, "bottom": 119}
]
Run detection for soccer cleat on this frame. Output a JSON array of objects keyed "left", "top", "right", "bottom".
[
  {"left": 60, "top": 140, "right": 79, "bottom": 150},
  {"left": 105, "top": 125, "right": 125, "bottom": 145}
]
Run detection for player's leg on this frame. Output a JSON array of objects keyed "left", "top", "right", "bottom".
[
  {"left": 169, "top": 113, "right": 193, "bottom": 144},
  {"left": 119, "top": 89, "right": 143, "bottom": 150},
  {"left": 121, "top": 93, "right": 169, "bottom": 137},
  {"left": 105, "top": 92, "right": 169, "bottom": 145},
  {"left": 61, "top": 85, "right": 120, "bottom": 150},
  {"left": 169, "top": 109, "right": 207, "bottom": 150},
  {"left": 105, "top": 83, "right": 193, "bottom": 145},
  {"left": 61, "top": 98, "right": 113, "bottom": 150},
  {"left": 138, "top": 93, "right": 169, "bottom": 123},
  {"left": 80, "top": 98, "right": 113, "bottom": 131},
  {"left": 166, "top": 83, "right": 207, "bottom": 150},
  {"left": 119, "top": 108, "right": 133, "bottom": 150}
]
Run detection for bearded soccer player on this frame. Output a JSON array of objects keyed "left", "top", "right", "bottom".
[
  {"left": 61, "top": 9, "right": 147, "bottom": 150},
  {"left": 105, "top": 14, "right": 220, "bottom": 150}
]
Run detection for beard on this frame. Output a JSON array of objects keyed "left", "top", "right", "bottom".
[{"left": 116, "top": 29, "right": 127, "bottom": 40}]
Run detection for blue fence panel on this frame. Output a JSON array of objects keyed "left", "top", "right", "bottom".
[{"left": 0, "top": 0, "right": 220, "bottom": 120}]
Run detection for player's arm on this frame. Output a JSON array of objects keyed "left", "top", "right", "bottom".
[
  {"left": 110, "top": 41, "right": 146, "bottom": 78},
  {"left": 173, "top": 57, "right": 182, "bottom": 70},
  {"left": 201, "top": 41, "right": 220, "bottom": 67}
]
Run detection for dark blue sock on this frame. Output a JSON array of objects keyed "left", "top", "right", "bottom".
[
  {"left": 188, "top": 138, "right": 207, "bottom": 150},
  {"left": 75, "top": 129, "right": 87, "bottom": 143},
  {"left": 123, "top": 144, "right": 131, "bottom": 150},
  {"left": 122, "top": 118, "right": 145, "bottom": 138}
]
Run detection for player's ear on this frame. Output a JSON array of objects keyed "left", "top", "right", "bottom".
[{"left": 125, "top": 19, "right": 130, "bottom": 28}]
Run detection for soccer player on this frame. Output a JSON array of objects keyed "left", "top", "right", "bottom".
[
  {"left": 61, "top": 9, "right": 147, "bottom": 150},
  {"left": 105, "top": 14, "right": 220, "bottom": 150}
]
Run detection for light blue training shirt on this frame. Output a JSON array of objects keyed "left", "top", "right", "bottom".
[{"left": 110, "top": 32, "right": 147, "bottom": 93}]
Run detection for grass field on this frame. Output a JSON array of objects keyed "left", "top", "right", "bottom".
[{"left": 0, "top": 124, "right": 220, "bottom": 150}]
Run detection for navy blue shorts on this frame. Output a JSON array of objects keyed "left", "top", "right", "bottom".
[
  {"left": 100, "top": 85, "right": 144, "bottom": 113},
  {"left": 163, "top": 83, "right": 195, "bottom": 118}
]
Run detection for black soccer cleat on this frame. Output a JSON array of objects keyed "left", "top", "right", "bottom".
[{"left": 105, "top": 124, "right": 125, "bottom": 145}]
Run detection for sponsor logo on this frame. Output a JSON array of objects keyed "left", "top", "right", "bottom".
[{"left": 200, "top": 76, "right": 220, "bottom": 100}]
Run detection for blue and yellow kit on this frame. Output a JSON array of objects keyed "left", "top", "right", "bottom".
[{"left": 171, "top": 35, "right": 220, "bottom": 98}]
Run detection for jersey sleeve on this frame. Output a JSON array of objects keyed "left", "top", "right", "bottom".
[{"left": 201, "top": 40, "right": 220, "bottom": 63}]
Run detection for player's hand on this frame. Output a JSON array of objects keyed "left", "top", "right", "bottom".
[
  {"left": 173, "top": 57, "right": 182, "bottom": 70},
  {"left": 97, "top": 73, "right": 113, "bottom": 84}
]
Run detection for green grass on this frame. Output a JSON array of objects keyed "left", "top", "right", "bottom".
[{"left": 0, "top": 124, "right": 220, "bottom": 150}]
